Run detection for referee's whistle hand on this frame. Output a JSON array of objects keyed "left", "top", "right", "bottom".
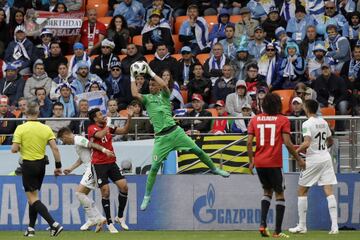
[{"left": 54, "top": 168, "right": 63, "bottom": 176}]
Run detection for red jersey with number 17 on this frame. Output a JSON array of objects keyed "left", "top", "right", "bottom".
[
  {"left": 247, "top": 113, "right": 290, "bottom": 168},
  {"left": 88, "top": 124, "right": 116, "bottom": 164}
]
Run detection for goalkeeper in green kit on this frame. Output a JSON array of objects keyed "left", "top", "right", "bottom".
[{"left": 130, "top": 61, "right": 230, "bottom": 211}]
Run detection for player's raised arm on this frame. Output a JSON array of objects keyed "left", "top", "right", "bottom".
[
  {"left": 143, "top": 62, "right": 170, "bottom": 94},
  {"left": 282, "top": 133, "right": 306, "bottom": 170}
]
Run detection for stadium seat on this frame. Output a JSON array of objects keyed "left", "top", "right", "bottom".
[
  {"left": 230, "top": 15, "right": 242, "bottom": 23},
  {"left": 272, "top": 90, "right": 294, "bottom": 115},
  {"left": 90, "top": 54, "right": 98, "bottom": 62},
  {"left": 196, "top": 53, "right": 210, "bottom": 64},
  {"left": 172, "top": 53, "right": 182, "bottom": 61},
  {"left": 206, "top": 108, "right": 218, "bottom": 117},
  {"left": 320, "top": 107, "right": 336, "bottom": 129},
  {"left": 132, "top": 35, "right": 142, "bottom": 46},
  {"left": 98, "top": 16, "right": 112, "bottom": 27},
  {"left": 100, "top": 0, "right": 109, "bottom": 4},
  {"left": 144, "top": 54, "right": 155, "bottom": 62},
  {"left": 172, "top": 34, "right": 183, "bottom": 53},
  {"left": 204, "top": 15, "right": 217, "bottom": 32},
  {"left": 119, "top": 109, "right": 128, "bottom": 117},
  {"left": 174, "top": 16, "right": 187, "bottom": 34},
  {"left": 118, "top": 54, "right": 126, "bottom": 61},
  {"left": 86, "top": 3, "right": 108, "bottom": 18},
  {"left": 181, "top": 89, "right": 188, "bottom": 104}
]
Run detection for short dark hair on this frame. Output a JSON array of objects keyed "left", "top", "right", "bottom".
[
  {"left": 53, "top": 102, "right": 64, "bottom": 110},
  {"left": 225, "top": 25, "right": 235, "bottom": 31},
  {"left": 304, "top": 99, "right": 318, "bottom": 114},
  {"left": 187, "top": 4, "right": 198, "bottom": 11},
  {"left": 57, "top": 127, "right": 72, "bottom": 138},
  {"left": 262, "top": 93, "right": 282, "bottom": 115},
  {"left": 35, "top": 87, "right": 46, "bottom": 95},
  {"left": 246, "top": 63, "right": 259, "bottom": 71},
  {"left": 50, "top": 41, "right": 60, "bottom": 49},
  {"left": 88, "top": 108, "right": 101, "bottom": 123},
  {"left": 193, "top": 63, "right": 203, "bottom": 70}
]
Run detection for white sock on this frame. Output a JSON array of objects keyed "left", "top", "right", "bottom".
[
  {"left": 298, "top": 196, "right": 307, "bottom": 228},
  {"left": 327, "top": 195, "right": 338, "bottom": 230},
  {"left": 76, "top": 192, "right": 103, "bottom": 221}
]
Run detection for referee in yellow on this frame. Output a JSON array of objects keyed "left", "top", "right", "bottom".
[{"left": 11, "top": 102, "right": 64, "bottom": 237}]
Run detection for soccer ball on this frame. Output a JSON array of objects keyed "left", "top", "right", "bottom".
[{"left": 130, "top": 61, "right": 147, "bottom": 77}]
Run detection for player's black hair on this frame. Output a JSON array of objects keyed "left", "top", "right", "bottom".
[
  {"left": 57, "top": 127, "right": 72, "bottom": 138},
  {"left": 262, "top": 93, "right": 282, "bottom": 115},
  {"left": 88, "top": 108, "right": 101, "bottom": 123},
  {"left": 304, "top": 99, "right": 318, "bottom": 114},
  {"left": 53, "top": 102, "right": 64, "bottom": 110}
]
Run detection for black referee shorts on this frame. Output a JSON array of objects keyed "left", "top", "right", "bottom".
[
  {"left": 92, "top": 162, "right": 125, "bottom": 188},
  {"left": 256, "top": 167, "right": 285, "bottom": 193},
  {"left": 22, "top": 160, "right": 46, "bottom": 192}
]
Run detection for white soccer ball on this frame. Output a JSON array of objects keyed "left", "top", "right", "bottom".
[{"left": 130, "top": 61, "right": 147, "bottom": 77}]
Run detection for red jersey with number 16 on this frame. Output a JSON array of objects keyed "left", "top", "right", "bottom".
[
  {"left": 88, "top": 124, "right": 116, "bottom": 164},
  {"left": 248, "top": 113, "right": 290, "bottom": 168}
]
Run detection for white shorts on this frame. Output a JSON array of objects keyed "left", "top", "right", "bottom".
[
  {"left": 299, "top": 160, "right": 337, "bottom": 187},
  {"left": 80, "top": 167, "right": 96, "bottom": 190}
]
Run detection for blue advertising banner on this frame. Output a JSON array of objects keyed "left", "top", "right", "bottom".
[{"left": 0, "top": 174, "right": 359, "bottom": 231}]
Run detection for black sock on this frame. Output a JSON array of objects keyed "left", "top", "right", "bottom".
[
  {"left": 261, "top": 196, "right": 271, "bottom": 227},
  {"left": 118, "top": 191, "right": 128, "bottom": 218},
  {"left": 275, "top": 199, "right": 286, "bottom": 234},
  {"left": 29, "top": 204, "right": 37, "bottom": 228},
  {"left": 102, "top": 198, "right": 112, "bottom": 224},
  {"left": 32, "top": 200, "right": 55, "bottom": 227}
]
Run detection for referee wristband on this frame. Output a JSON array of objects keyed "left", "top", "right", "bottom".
[{"left": 55, "top": 162, "right": 62, "bottom": 169}]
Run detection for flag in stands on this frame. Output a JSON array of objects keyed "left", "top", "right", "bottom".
[{"left": 75, "top": 91, "right": 107, "bottom": 115}]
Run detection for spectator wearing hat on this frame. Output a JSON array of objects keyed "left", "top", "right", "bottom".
[
  {"left": 234, "top": 7, "right": 259, "bottom": 40},
  {"left": 0, "top": 64, "right": 25, "bottom": 106},
  {"left": 24, "top": 59, "right": 52, "bottom": 102},
  {"left": 50, "top": 63, "right": 76, "bottom": 100},
  {"left": 187, "top": 63, "right": 211, "bottom": 105},
  {"left": 180, "top": 93, "right": 212, "bottom": 134},
  {"left": 68, "top": 42, "right": 91, "bottom": 77},
  {"left": 141, "top": 9, "right": 174, "bottom": 54},
  {"left": 5, "top": 25, "right": 35, "bottom": 76},
  {"left": 219, "top": 25, "right": 239, "bottom": 61},
  {"left": 90, "top": 39, "right": 120, "bottom": 81},
  {"left": 34, "top": 87, "right": 53, "bottom": 118},
  {"left": 344, "top": 11, "right": 360, "bottom": 49},
  {"left": 144, "top": 0, "right": 173, "bottom": 24},
  {"left": 121, "top": 43, "right": 146, "bottom": 77},
  {"left": 204, "top": 43, "right": 231, "bottom": 85},
  {"left": 307, "top": 42, "right": 332, "bottom": 81},
  {"left": 43, "top": 41, "right": 68, "bottom": 79},
  {"left": 288, "top": 96, "right": 305, "bottom": 144},
  {"left": 210, "top": 100, "right": 230, "bottom": 134},
  {"left": 107, "top": 15, "right": 130, "bottom": 55},
  {"left": 247, "top": 25, "right": 267, "bottom": 60},
  {"left": 177, "top": 46, "right": 200, "bottom": 86},
  {"left": 225, "top": 79, "right": 252, "bottom": 116},
  {"left": 0, "top": 95, "right": 17, "bottom": 145},
  {"left": 113, "top": 0, "right": 145, "bottom": 36},
  {"left": 279, "top": 41, "right": 306, "bottom": 89},
  {"left": 262, "top": 6, "right": 286, "bottom": 41},
  {"left": 258, "top": 42, "right": 282, "bottom": 89},
  {"left": 286, "top": 5, "right": 315, "bottom": 43},
  {"left": 231, "top": 45, "right": 256, "bottom": 80},
  {"left": 71, "top": 61, "right": 104, "bottom": 95},
  {"left": 274, "top": 27, "right": 289, "bottom": 56},
  {"left": 36, "top": 29, "right": 53, "bottom": 59},
  {"left": 213, "top": 64, "right": 237, "bottom": 102},
  {"left": 246, "top": 0, "right": 271, "bottom": 21},
  {"left": 76, "top": 8, "right": 106, "bottom": 55},
  {"left": 244, "top": 63, "right": 267, "bottom": 97},
  {"left": 252, "top": 85, "right": 268, "bottom": 114},
  {"left": 324, "top": 0, "right": 348, "bottom": 34},
  {"left": 313, "top": 62, "right": 349, "bottom": 130},
  {"left": 231, "top": 103, "right": 254, "bottom": 133},
  {"left": 209, "top": 8, "right": 234, "bottom": 44},
  {"left": 179, "top": 4, "right": 210, "bottom": 55},
  {"left": 106, "top": 60, "right": 132, "bottom": 110},
  {"left": 299, "top": 25, "right": 319, "bottom": 60},
  {"left": 326, "top": 23, "right": 351, "bottom": 73}
]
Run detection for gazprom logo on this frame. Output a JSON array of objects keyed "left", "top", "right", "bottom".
[{"left": 193, "top": 184, "right": 274, "bottom": 224}]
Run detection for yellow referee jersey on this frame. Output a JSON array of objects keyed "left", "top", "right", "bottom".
[{"left": 12, "top": 121, "right": 56, "bottom": 160}]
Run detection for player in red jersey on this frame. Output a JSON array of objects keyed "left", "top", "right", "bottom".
[
  {"left": 247, "top": 93, "right": 305, "bottom": 238},
  {"left": 88, "top": 108, "right": 132, "bottom": 233}
]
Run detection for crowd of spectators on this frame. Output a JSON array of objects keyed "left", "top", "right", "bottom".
[{"left": 1, "top": 0, "right": 360, "bottom": 144}]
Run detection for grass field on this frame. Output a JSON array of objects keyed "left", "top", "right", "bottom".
[{"left": 0, "top": 231, "right": 358, "bottom": 240}]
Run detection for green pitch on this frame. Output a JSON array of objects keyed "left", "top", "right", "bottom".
[{"left": 0, "top": 231, "right": 359, "bottom": 240}]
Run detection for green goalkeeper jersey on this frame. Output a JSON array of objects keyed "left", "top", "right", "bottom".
[{"left": 141, "top": 90, "right": 176, "bottom": 134}]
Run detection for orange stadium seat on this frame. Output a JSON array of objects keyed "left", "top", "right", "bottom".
[
  {"left": 86, "top": 3, "right": 108, "bottom": 18},
  {"left": 132, "top": 35, "right": 142, "bottom": 46},
  {"left": 320, "top": 107, "right": 336, "bottom": 129},
  {"left": 272, "top": 90, "right": 294, "bottom": 115},
  {"left": 90, "top": 54, "right": 98, "bottom": 62},
  {"left": 118, "top": 54, "right": 126, "bottom": 61},
  {"left": 144, "top": 54, "right": 155, "bottom": 62},
  {"left": 196, "top": 53, "right": 210, "bottom": 64},
  {"left": 172, "top": 34, "right": 182, "bottom": 53},
  {"left": 206, "top": 108, "right": 218, "bottom": 117},
  {"left": 98, "top": 16, "right": 112, "bottom": 27},
  {"left": 230, "top": 15, "right": 242, "bottom": 23},
  {"left": 181, "top": 89, "right": 188, "bottom": 104},
  {"left": 172, "top": 53, "right": 182, "bottom": 61},
  {"left": 204, "top": 15, "right": 217, "bottom": 32},
  {"left": 174, "top": 16, "right": 187, "bottom": 34},
  {"left": 119, "top": 109, "right": 128, "bottom": 117}
]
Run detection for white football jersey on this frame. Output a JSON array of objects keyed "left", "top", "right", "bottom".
[
  {"left": 74, "top": 135, "right": 91, "bottom": 169},
  {"left": 302, "top": 116, "right": 332, "bottom": 163}
]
